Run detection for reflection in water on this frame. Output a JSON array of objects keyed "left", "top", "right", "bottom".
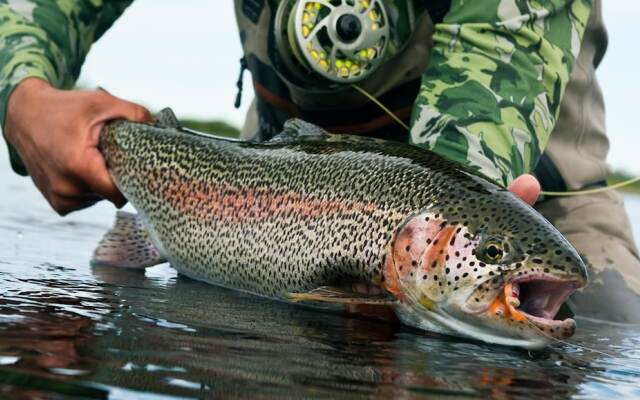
[
  {"left": 0, "top": 158, "right": 639, "bottom": 398},
  {"left": 1, "top": 261, "right": 639, "bottom": 398}
]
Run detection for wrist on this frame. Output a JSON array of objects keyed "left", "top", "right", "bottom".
[
  {"left": 8, "top": 77, "right": 52, "bottom": 109},
  {"left": 4, "top": 77, "right": 52, "bottom": 142}
]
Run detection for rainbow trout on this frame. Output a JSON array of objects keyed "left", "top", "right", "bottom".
[{"left": 93, "top": 109, "right": 588, "bottom": 348}]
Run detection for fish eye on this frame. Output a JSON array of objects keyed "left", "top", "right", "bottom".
[
  {"left": 486, "top": 243, "right": 503, "bottom": 261},
  {"left": 478, "top": 238, "right": 507, "bottom": 263}
]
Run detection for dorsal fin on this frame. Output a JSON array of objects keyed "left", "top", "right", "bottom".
[
  {"left": 283, "top": 118, "right": 329, "bottom": 137},
  {"left": 154, "top": 108, "right": 181, "bottom": 129},
  {"left": 270, "top": 118, "right": 390, "bottom": 146},
  {"left": 268, "top": 119, "right": 330, "bottom": 143}
]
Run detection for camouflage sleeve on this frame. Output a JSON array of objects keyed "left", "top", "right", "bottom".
[
  {"left": 0, "top": 0, "right": 134, "bottom": 175},
  {"left": 409, "top": 1, "right": 592, "bottom": 186}
]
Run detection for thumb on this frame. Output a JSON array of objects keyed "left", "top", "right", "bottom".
[
  {"left": 96, "top": 88, "right": 153, "bottom": 123},
  {"left": 507, "top": 174, "right": 541, "bottom": 206}
]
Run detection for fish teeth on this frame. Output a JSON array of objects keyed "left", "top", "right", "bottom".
[
  {"left": 511, "top": 282, "right": 520, "bottom": 298},
  {"left": 508, "top": 297, "right": 520, "bottom": 308},
  {"left": 508, "top": 282, "right": 520, "bottom": 308}
]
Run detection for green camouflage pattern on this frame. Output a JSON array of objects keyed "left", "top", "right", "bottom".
[
  {"left": 0, "top": 0, "right": 132, "bottom": 175},
  {"left": 410, "top": 0, "right": 593, "bottom": 186},
  {"left": 0, "top": 0, "right": 591, "bottom": 185}
]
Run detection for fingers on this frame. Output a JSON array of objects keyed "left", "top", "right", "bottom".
[
  {"left": 8, "top": 82, "right": 144, "bottom": 216},
  {"left": 79, "top": 90, "right": 148, "bottom": 207},
  {"left": 31, "top": 166, "right": 101, "bottom": 215},
  {"left": 48, "top": 194, "right": 100, "bottom": 216},
  {"left": 32, "top": 164, "right": 108, "bottom": 215},
  {"left": 80, "top": 149, "right": 127, "bottom": 208},
  {"left": 508, "top": 174, "right": 541, "bottom": 206}
]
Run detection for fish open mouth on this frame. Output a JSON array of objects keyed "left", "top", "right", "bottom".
[
  {"left": 514, "top": 279, "right": 576, "bottom": 320},
  {"left": 484, "top": 276, "right": 583, "bottom": 339}
]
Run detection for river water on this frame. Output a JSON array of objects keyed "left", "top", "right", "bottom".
[{"left": 1, "top": 147, "right": 639, "bottom": 399}]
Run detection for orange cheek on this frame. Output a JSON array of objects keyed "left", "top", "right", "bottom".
[{"left": 489, "top": 283, "right": 526, "bottom": 322}]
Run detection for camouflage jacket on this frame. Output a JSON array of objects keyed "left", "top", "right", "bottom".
[{"left": 0, "top": 0, "right": 592, "bottom": 186}]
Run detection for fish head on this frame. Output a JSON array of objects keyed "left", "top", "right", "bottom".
[{"left": 383, "top": 185, "right": 588, "bottom": 349}]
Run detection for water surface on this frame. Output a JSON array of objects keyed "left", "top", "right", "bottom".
[{"left": 1, "top": 154, "right": 639, "bottom": 399}]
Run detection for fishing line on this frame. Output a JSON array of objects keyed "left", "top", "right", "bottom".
[
  {"left": 540, "top": 177, "right": 640, "bottom": 197},
  {"left": 352, "top": 83, "right": 640, "bottom": 196},
  {"left": 351, "top": 84, "right": 410, "bottom": 131}
]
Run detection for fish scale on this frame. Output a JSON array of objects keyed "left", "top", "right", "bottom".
[
  {"left": 96, "top": 111, "right": 588, "bottom": 348},
  {"left": 101, "top": 120, "right": 443, "bottom": 296}
]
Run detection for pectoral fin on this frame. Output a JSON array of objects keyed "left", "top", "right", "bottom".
[
  {"left": 287, "top": 286, "right": 398, "bottom": 305},
  {"left": 91, "top": 211, "right": 166, "bottom": 269}
]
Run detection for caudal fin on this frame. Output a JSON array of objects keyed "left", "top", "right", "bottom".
[{"left": 92, "top": 211, "right": 166, "bottom": 269}]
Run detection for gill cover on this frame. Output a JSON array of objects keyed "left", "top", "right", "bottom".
[{"left": 383, "top": 212, "right": 459, "bottom": 308}]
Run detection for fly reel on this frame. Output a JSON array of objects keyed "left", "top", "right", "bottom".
[{"left": 275, "top": 0, "right": 391, "bottom": 84}]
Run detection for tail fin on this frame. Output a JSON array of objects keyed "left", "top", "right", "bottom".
[{"left": 92, "top": 211, "right": 166, "bottom": 269}]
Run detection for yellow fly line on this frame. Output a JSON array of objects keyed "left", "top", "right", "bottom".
[
  {"left": 540, "top": 177, "right": 640, "bottom": 197},
  {"left": 351, "top": 84, "right": 639, "bottom": 197},
  {"left": 351, "top": 84, "right": 410, "bottom": 131}
]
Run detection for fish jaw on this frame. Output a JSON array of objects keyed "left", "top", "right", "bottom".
[
  {"left": 392, "top": 274, "right": 584, "bottom": 349},
  {"left": 383, "top": 210, "right": 589, "bottom": 348},
  {"left": 456, "top": 229, "right": 589, "bottom": 346},
  {"left": 458, "top": 274, "right": 586, "bottom": 346},
  {"left": 393, "top": 302, "right": 551, "bottom": 349}
]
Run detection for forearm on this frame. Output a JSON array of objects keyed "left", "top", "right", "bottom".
[
  {"left": 410, "top": 0, "right": 592, "bottom": 186},
  {"left": 0, "top": 0, "right": 133, "bottom": 174}
]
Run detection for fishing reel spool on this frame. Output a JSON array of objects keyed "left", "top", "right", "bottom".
[{"left": 275, "top": 0, "right": 391, "bottom": 85}]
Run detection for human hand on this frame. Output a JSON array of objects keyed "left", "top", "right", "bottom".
[
  {"left": 507, "top": 174, "right": 541, "bottom": 206},
  {"left": 3, "top": 78, "right": 152, "bottom": 215}
]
